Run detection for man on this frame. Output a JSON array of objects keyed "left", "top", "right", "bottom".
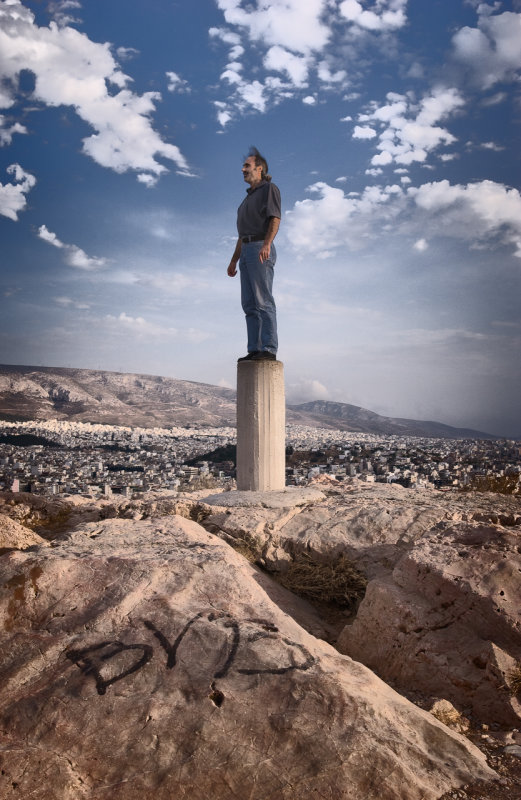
[{"left": 227, "top": 146, "right": 281, "bottom": 362}]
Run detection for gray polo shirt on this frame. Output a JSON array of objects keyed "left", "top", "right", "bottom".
[{"left": 237, "top": 180, "right": 281, "bottom": 238}]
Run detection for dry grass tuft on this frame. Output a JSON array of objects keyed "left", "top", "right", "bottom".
[
  {"left": 277, "top": 551, "right": 367, "bottom": 609},
  {"left": 508, "top": 663, "right": 521, "bottom": 696},
  {"left": 228, "top": 532, "right": 263, "bottom": 563}
]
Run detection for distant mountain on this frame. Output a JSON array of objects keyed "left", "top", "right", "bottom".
[
  {"left": 0, "top": 365, "right": 236, "bottom": 428},
  {"left": 0, "top": 365, "right": 496, "bottom": 439},
  {"left": 286, "top": 400, "right": 496, "bottom": 440}
]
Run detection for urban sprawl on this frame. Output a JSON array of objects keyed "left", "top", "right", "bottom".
[{"left": 1, "top": 420, "right": 520, "bottom": 498}]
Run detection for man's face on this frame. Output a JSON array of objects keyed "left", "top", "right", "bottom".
[{"left": 242, "top": 156, "right": 262, "bottom": 186}]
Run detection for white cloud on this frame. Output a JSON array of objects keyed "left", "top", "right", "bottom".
[
  {"left": 137, "top": 173, "right": 159, "bottom": 188},
  {"left": 409, "top": 179, "right": 521, "bottom": 257},
  {"left": 475, "top": 140, "right": 505, "bottom": 152},
  {"left": 38, "top": 224, "right": 65, "bottom": 248},
  {"left": 209, "top": 26, "right": 242, "bottom": 47},
  {"left": 0, "top": 115, "right": 27, "bottom": 145},
  {"left": 317, "top": 60, "right": 347, "bottom": 85},
  {"left": 237, "top": 80, "right": 266, "bottom": 112},
  {"left": 354, "top": 87, "right": 465, "bottom": 167},
  {"left": 116, "top": 46, "right": 140, "bottom": 61},
  {"left": 0, "top": 0, "right": 190, "bottom": 180},
  {"left": 48, "top": 0, "right": 82, "bottom": 28},
  {"left": 37, "top": 224, "right": 107, "bottom": 270},
  {"left": 215, "top": 0, "right": 331, "bottom": 55},
  {"left": 285, "top": 177, "right": 521, "bottom": 260},
  {"left": 452, "top": 10, "right": 521, "bottom": 89},
  {"left": 353, "top": 124, "right": 377, "bottom": 139},
  {"left": 285, "top": 180, "right": 404, "bottom": 256},
  {"left": 0, "top": 163, "right": 36, "bottom": 221},
  {"left": 54, "top": 295, "right": 90, "bottom": 310},
  {"left": 339, "top": 0, "right": 408, "bottom": 32},
  {"left": 210, "top": 0, "right": 407, "bottom": 124},
  {"left": 264, "top": 45, "right": 310, "bottom": 87},
  {"left": 166, "top": 71, "right": 191, "bottom": 93},
  {"left": 105, "top": 312, "right": 211, "bottom": 343},
  {"left": 218, "top": 377, "right": 233, "bottom": 389},
  {"left": 286, "top": 378, "right": 330, "bottom": 404}
]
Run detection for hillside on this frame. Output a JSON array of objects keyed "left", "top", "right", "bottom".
[{"left": 0, "top": 364, "right": 495, "bottom": 439}]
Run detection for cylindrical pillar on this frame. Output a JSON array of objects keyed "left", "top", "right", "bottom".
[{"left": 236, "top": 360, "right": 285, "bottom": 491}]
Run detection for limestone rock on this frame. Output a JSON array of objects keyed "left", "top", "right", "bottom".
[
  {"left": 338, "top": 522, "right": 521, "bottom": 726},
  {"left": 429, "top": 700, "right": 470, "bottom": 733},
  {"left": 200, "top": 483, "right": 459, "bottom": 578},
  {"left": 0, "top": 514, "right": 47, "bottom": 550},
  {"left": 0, "top": 516, "right": 495, "bottom": 800}
]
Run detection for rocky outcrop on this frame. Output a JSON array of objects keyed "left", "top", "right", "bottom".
[
  {"left": 0, "top": 514, "right": 47, "bottom": 550},
  {"left": 0, "top": 516, "right": 495, "bottom": 800},
  {"left": 197, "top": 484, "right": 521, "bottom": 728},
  {"left": 337, "top": 521, "right": 521, "bottom": 726}
]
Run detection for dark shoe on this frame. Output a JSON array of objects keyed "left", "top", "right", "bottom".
[
  {"left": 237, "top": 351, "right": 259, "bottom": 361},
  {"left": 251, "top": 351, "right": 276, "bottom": 361}
]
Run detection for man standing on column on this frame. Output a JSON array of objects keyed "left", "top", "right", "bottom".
[{"left": 227, "top": 147, "right": 281, "bottom": 362}]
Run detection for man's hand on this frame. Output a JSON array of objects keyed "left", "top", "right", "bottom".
[
  {"left": 227, "top": 262, "right": 237, "bottom": 277},
  {"left": 259, "top": 243, "right": 271, "bottom": 263},
  {"left": 259, "top": 217, "right": 279, "bottom": 263}
]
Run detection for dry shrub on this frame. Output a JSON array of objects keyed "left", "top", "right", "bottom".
[
  {"left": 228, "top": 532, "right": 263, "bottom": 563},
  {"left": 278, "top": 551, "right": 367, "bottom": 609},
  {"left": 429, "top": 700, "right": 470, "bottom": 733},
  {"left": 509, "top": 663, "right": 521, "bottom": 696}
]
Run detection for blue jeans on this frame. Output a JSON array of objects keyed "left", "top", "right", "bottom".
[{"left": 239, "top": 241, "right": 278, "bottom": 354}]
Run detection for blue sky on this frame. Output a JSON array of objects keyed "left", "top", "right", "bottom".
[{"left": 1, "top": 0, "right": 520, "bottom": 437}]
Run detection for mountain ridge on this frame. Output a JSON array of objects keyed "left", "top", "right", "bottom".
[{"left": 0, "top": 364, "right": 497, "bottom": 439}]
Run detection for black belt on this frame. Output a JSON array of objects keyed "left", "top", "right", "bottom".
[{"left": 241, "top": 234, "right": 265, "bottom": 243}]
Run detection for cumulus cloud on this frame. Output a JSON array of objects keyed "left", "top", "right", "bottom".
[
  {"left": 209, "top": 0, "right": 409, "bottom": 125},
  {"left": 47, "top": 0, "right": 82, "bottom": 28},
  {"left": 339, "top": 0, "right": 408, "bottom": 32},
  {"left": 105, "top": 312, "right": 210, "bottom": 343},
  {"left": 264, "top": 45, "right": 310, "bottom": 87},
  {"left": 166, "top": 71, "right": 191, "bottom": 93},
  {"left": 0, "top": 163, "right": 36, "bottom": 220},
  {"left": 409, "top": 179, "right": 521, "bottom": 257},
  {"left": 0, "top": 0, "right": 190, "bottom": 181},
  {"left": 285, "top": 180, "right": 404, "bottom": 256},
  {"left": 452, "top": 9, "right": 521, "bottom": 89},
  {"left": 285, "top": 177, "right": 521, "bottom": 260},
  {"left": 116, "top": 46, "right": 140, "bottom": 61},
  {"left": 286, "top": 378, "right": 330, "bottom": 404},
  {"left": 353, "top": 87, "right": 465, "bottom": 167},
  {"left": 215, "top": 0, "right": 331, "bottom": 55},
  {"left": 353, "top": 124, "right": 377, "bottom": 139},
  {"left": 0, "top": 115, "right": 27, "bottom": 145},
  {"left": 37, "top": 225, "right": 107, "bottom": 270}
]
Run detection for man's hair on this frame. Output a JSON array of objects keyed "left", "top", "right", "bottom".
[{"left": 247, "top": 146, "right": 271, "bottom": 182}]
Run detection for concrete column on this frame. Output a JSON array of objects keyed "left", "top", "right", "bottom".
[{"left": 236, "top": 360, "right": 285, "bottom": 491}]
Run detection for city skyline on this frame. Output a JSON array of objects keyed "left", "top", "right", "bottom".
[{"left": 1, "top": 0, "right": 520, "bottom": 437}]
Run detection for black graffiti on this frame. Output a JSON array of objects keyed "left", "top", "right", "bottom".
[
  {"left": 144, "top": 611, "right": 241, "bottom": 679},
  {"left": 238, "top": 634, "right": 315, "bottom": 676},
  {"left": 65, "top": 640, "right": 154, "bottom": 696},
  {"left": 65, "top": 612, "right": 316, "bottom": 695}
]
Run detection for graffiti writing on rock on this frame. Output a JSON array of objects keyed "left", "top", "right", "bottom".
[
  {"left": 66, "top": 640, "right": 154, "bottom": 696},
  {"left": 65, "top": 611, "right": 316, "bottom": 696}
]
